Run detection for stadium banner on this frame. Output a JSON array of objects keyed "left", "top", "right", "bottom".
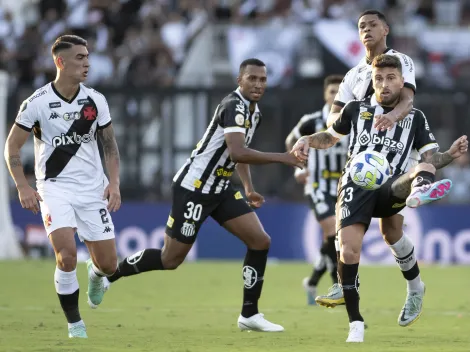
[{"left": 10, "top": 202, "right": 470, "bottom": 265}]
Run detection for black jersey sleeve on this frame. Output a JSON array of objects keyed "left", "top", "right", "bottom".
[
  {"left": 219, "top": 98, "right": 247, "bottom": 134},
  {"left": 413, "top": 110, "right": 439, "bottom": 154},
  {"left": 329, "top": 101, "right": 357, "bottom": 137}
]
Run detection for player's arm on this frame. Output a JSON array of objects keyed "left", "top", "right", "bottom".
[
  {"left": 98, "top": 124, "right": 121, "bottom": 212},
  {"left": 327, "top": 71, "right": 353, "bottom": 128},
  {"left": 235, "top": 163, "right": 265, "bottom": 208},
  {"left": 4, "top": 125, "right": 42, "bottom": 214},
  {"left": 421, "top": 136, "right": 468, "bottom": 169},
  {"left": 225, "top": 132, "right": 302, "bottom": 168}
]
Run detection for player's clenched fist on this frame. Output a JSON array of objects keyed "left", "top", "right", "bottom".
[
  {"left": 291, "top": 136, "right": 310, "bottom": 161},
  {"left": 449, "top": 135, "right": 468, "bottom": 159}
]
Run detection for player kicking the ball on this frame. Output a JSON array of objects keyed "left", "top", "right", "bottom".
[
  {"left": 91, "top": 58, "right": 303, "bottom": 332},
  {"left": 292, "top": 54, "right": 468, "bottom": 343},
  {"left": 4, "top": 35, "right": 121, "bottom": 338}
]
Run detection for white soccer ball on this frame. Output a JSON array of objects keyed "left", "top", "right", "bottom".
[{"left": 349, "top": 150, "right": 391, "bottom": 190}]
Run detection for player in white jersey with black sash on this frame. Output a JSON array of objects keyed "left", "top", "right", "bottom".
[
  {"left": 98, "top": 59, "right": 304, "bottom": 332},
  {"left": 4, "top": 36, "right": 121, "bottom": 338},
  {"left": 315, "top": 9, "right": 423, "bottom": 310},
  {"left": 285, "top": 75, "right": 347, "bottom": 304},
  {"left": 292, "top": 54, "right": 468, "bottom": 342}
]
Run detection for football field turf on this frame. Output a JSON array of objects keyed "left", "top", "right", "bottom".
[{"left": 0, "top": 261, "right": 469, "bottom": 352}]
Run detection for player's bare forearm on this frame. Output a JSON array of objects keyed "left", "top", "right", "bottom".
[
  {"left": 99, "top": 125, "right": 120, "bottom": 185},
  {"left": 236, "top": 163, "right": 254, "bottom": 193},
  {"left": 390, "top": 88, "right": 414, "bottom": 122},
  {"left": 326, "top": 104, "right": 343, "bottom": 128},
  {"left": 4, "top": 126, "right": 31, "bottom": 188},
  {"left": 422, "top": 149, "right": 453, "bottom": 170},
  {"left": 230, "top": 147, "right": 286, "bottom": 164},
  {"left": 307, "top": 132, "right": 338, "bottom": 149}
]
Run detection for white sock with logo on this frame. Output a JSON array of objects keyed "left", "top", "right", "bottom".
[{"left": 388, "top": 234, "right": 423, "bottom": 292}]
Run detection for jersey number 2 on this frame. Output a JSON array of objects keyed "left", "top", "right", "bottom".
[
  {"left": 99, "top": 208, "right": 109, "bottom": 224},
  {"left": 184, "top": 202, "right": 203, "bottom": 221}
]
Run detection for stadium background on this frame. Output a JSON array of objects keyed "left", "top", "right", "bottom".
[{"left": 1, "top": 0, "right": 470, "bottom": 264}]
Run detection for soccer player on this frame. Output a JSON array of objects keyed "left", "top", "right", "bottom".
[
  {"left": 4, "top": 35, "right": 121, "bottom": 338},
  {"left": 97, "top": 58, "right": 303, "bottom": 332},
  {"left": 285, "top": 75, "right": 347, "bottom": 305},
  {"left": 316, "top": 9, "right": 422, "bottom": 308},
  {"left": 292, "top": 54, "right": 468, "bottom": 342}
]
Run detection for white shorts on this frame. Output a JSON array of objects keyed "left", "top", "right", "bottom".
[{"left": 38, "top": 181, "right": 115, "bottom": 242}]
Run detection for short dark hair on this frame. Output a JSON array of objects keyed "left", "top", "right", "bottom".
[
  {"left": 372, "top": 54, "right": 402, "bottom": 74},
  {"left": 324, "top": 74, "right": 343, "bottom": 91},
  {"left": 239, "top": 58, "right": 266, "bottom": 75},
  {"left": 51, "top": 35, "right": 87, "bottom": 56},
  {"left": 358, "top": 9, "right": 388, "bottom": 26}
]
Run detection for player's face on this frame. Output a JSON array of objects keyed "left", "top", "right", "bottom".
[
  {"left": 57, "top": 45, "right": 90, "bottom": 83},
  {"left": 237, "top": 65, "right": 267, "bottom": 102},
  {"left": 324, "top": 83, "right": 339, "bottom": 106},
  {"left": 358, "top": 15, "right": 389, "bottom": 49},
  {"left": 373, "top": 67, "right": 404, "bottom": 105}
]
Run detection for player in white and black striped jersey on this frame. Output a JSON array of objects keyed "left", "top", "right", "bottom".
[
  {"left": 102, "top": 59, "right": 304, "bottom": 333},
  {"left": 285, "top": 75, "right": 347, "bottom": 304},
  {"left": 293, "top": 54, "right": 468, "bottom": 342},
  {"left": 316, "top": 9, "right": 424, "bottom": 314}
]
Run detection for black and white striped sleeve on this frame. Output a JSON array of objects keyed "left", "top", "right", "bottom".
[{"left": 220, "top": 99, "right": 246, "bottom": 134}]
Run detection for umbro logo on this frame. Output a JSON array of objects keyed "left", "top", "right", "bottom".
[
  {"left": 103, "top": 226, "right": 112, "bottom": 233},
  {"left": 49, "top": 112, "right": 60, "bottom": 120}
]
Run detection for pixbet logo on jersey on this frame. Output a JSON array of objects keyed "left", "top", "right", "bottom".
[{"left": 52, "top": 129, "right": 94, "bottom": 147}]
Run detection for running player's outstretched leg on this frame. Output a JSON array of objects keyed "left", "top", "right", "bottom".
[
  {"left": 380, "top": 215, "right": 425, "bottom": 327},
  {"left": 50, "top": 228, "right": 87, "bottom": 338},
  {"left": 338, "top": 224, "right": 366, "bottom": 343},
  {"left": 223, "top": 212, "right": 284, "bottom": 332}
]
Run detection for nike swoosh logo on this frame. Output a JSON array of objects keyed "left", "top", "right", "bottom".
[{"left": 400, "top": 310, "right": 408, "bottom": 321}]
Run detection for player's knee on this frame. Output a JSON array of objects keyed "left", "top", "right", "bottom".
[
  {"left": 340, "top": 244, "right": 361, "bottom": 264},
  {"left": 56, "top": 250, "right": 77, "bottom": 271},
  {"left": 99, "top": 260, "right": 118, "bottom": 276},
  {"left": 415, "top": 163, "right": 436, "bottom": 174},
  {"left": 162, "top": 257, "right": 184, "bottom": 270},
  {"left": 249, "top": 231, "right": 271, "bottom": 250}
]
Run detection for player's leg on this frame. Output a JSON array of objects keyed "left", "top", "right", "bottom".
[
  {"left": 380, "top": 215, "right": 425, "bottom": 327},
  {"left": 39, "top": 188, "right": 86, "bottom": 338},
  {"left": 106, "top": 185, "right": 210, "bottom": 283},
  {"left": 211, "top": 190, "right": 283, "bottom": 332},
  {"left": 390, "top": 163, "right": 452, "bottom": 207},
  {"left": 338, "top": 223, "right": 366, "bottom": 343},
  {"left": 303, "top": 214, "right": 337, "bottom": 305}
]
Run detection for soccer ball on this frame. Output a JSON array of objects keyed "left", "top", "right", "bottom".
[{"left": 349, "top": 150, "right": 391, "bottom": 190}]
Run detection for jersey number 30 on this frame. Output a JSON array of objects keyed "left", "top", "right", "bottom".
[{"left": 184, "top": 202, "right": 203, "bottom": 221}]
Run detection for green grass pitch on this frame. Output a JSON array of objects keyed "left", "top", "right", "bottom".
[{"left": 0, "top": 261, "right": 469, "bottom": 352}]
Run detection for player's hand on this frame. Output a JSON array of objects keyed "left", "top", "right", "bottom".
[
  {"left": 294, "top": 169, "right": 308, "bottom": 185},
  {"left": 246, "top": 191, "right": 265, "bottom": 209},
  {"left": 448, "top": 135, "right": 468, "bottom": 159},
  {"left": 291, "top": 136, "right": 309, "bottom": 161},
  {"left": 17, "top": 184, "right": 42, "bottom": 215},
  {"left": 374, "top": 113, "right": 398, "bottom": 131},
  {"left": 282, "top": 152, "right": 305, "bottom": 169},
  {"left": 104, "top": 182, "right": 121, "bottom": 212}
]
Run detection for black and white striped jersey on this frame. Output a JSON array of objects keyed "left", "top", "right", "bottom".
[
  {"left": 328, "top": 95, "right": 439, "bottom": 185},
  {"left": 291, "top": 104, "right": 348, "bottom": 197},
  {"left": 173, "top": 88, "right": 261, "bottom": 194},
  {"left": 14, "top": 82, "right": 111, "bottom": 193}
]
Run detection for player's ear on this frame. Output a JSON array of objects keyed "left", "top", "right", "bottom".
[
  {"left": 383, "top": 24, "right": 389, "bottom": 37},
  {"left": 56, "top": 56, "right": 64, "bottom": 69},
  {"left": 236, "top": 75, "right": 241, "bottom": 87}
]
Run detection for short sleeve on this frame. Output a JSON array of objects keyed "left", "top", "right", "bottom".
[
  {"left": 220, "top": 98, "right": 246, "bottom": 134},
  {"left": 14, "top": 100, "right": 36, "bottom": 132},
  {"left": 333, "top": 69, "right": 355, "bottom": 107},
  {"left": 329, "top": 101, "right": 357, "bottom": 138},
  {"left": 397, "top": 53, "right": 416, "bottom": 93},
  {"left": 95, "top": 94, "right": 112, "bottom": 129},
  {"left": 413, "top": 110, "right": 439, "bottom": 154}
]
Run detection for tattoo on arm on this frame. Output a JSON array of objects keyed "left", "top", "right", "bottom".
[
  {"left": 99, "top": 127, "right": 120, "bottom": 161},
  {"left": 8, "top": 155, "right": 22, "bottom": 168},
  {"left": 421, "top": 149, "right": 453, "bottom": 170},
  {"left": 308, "top": 132, "right": 338, "bottom": 149}
]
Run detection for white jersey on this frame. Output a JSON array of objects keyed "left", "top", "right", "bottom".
[
  {"left": 15, "top": 82, "right": 111, "bottom": 193},
  {"left": 334, "top": 48, "right": 419, "bottom": 165}
]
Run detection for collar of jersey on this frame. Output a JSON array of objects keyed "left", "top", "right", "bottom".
[
  {"left": 51, "top": 82, "right": 81, "bottom": 104},
  {"left": 365, "top": 47, "right": 392, "bottom": 65},
  {"left": 234, "top": 88, "right": 260, "bottom": 113}
]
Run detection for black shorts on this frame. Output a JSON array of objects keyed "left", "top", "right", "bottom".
[
  {"left": 336, "top": 174, "right": 406, "bottom": 232},
  {"left": 306, "top": 191, "right": 337, "bottom": 222},
  {"left": 166, "top": 183, "right": 254, "bottom": 244}
]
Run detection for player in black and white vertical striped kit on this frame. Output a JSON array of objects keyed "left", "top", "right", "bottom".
[
  {"left": 285, "top": 75, "right": 347, "bottom": 304},
  {"left": 103, "top": 59, "right": 303, "bottom": 332},
  {"left": 293, "top": 54, "right": 468, "bottom": 343},
  {"left": 316, "top": 9, "right": 423, "bottom": 312}
]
